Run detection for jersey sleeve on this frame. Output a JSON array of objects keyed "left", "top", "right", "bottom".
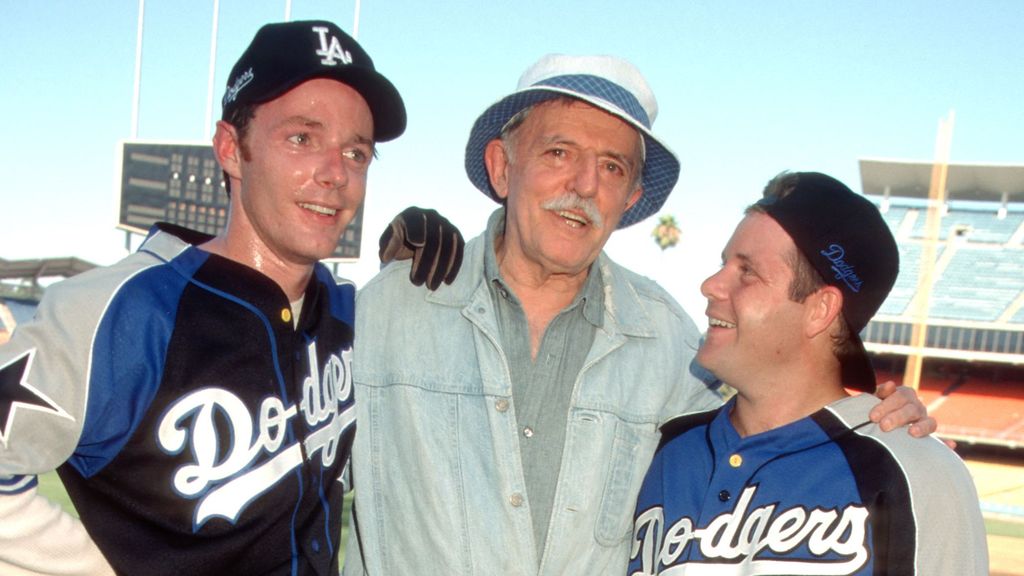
[
  {"left": 0, "top": 278, "right": 99, "bottom": 475},
  {"left": 0, "top": 253, "right": 164, "bottom": 476},
  {"left": 0, "top": 480, "right": 115, "bottom": 575},
  {"left": 900, "top": 439, "right": 990, "bottom": 574}
]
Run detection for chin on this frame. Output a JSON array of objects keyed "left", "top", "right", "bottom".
[{"left": 695, "top": 350, "right": 725, "bottom": 375}]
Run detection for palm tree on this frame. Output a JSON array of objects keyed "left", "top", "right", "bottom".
[{"left": 652, "top": 214, "right": 681, "bottom": 251}]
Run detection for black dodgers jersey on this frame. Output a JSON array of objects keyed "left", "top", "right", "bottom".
[
  {"left": 0, "top": 224, "right": 356, "bottom": 575},
  {"left": 629, "top": 394, "right": 988, "bottom": 575}
]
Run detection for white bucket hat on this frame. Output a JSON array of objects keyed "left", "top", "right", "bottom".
[{"left": 464, "top": 54, "right": 680, "bottom": 228}]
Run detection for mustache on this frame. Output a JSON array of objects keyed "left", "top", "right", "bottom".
[{"left": 540, "top": 194, "right": 604, "bottom": 229}]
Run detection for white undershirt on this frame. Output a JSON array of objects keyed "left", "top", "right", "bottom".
[{"left": 290, "top": 295, "right": 304, "bottom": 328}]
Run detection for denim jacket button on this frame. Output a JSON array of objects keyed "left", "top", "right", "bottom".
[
  {"left": 495, "top": 398, "right": 509, "bottom": 412},
  {"left": 509, "top": 492, "right": 524, "bottom": 507}
]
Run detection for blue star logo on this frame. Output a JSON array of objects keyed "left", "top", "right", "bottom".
[{"left": 0, "top": 349, "right": 70, "bottom": 447}]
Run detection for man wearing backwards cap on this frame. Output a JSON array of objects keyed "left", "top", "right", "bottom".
[
  {"left": 0, "top": 20, "right": 458, "bottom": 576},
  {"left": 346, "top": 55, "right": 930, "bottom": 575},
  {"left": 629, "top": 172, "right": 987, "bottom": 575}
]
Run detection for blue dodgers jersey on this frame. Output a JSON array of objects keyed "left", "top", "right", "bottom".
[
  {"left": 629, "top": 396, "right": 917, "bottom": 575},
  {"left": 41, "top": 225, "right": 355, "bottom": 576}
]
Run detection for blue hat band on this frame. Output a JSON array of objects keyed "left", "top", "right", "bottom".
[{"left": 536, "top": 75, "right": 651, "bottom": 129}]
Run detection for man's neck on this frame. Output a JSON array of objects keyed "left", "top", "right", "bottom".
[
  {"left": 200, "top": 236, "right": 314, "bottom": 301},
  {"left": 729, "top": 374, "right": 849, "bottom": 438},
  {"left": 495, "top": 241, "right": 590, "bottom": 359}
]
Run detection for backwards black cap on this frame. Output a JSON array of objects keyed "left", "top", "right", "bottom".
[
  {"left": 757, "top": 172, "right": 899, "bottom": 392},
  {"left": 222, "top": 20, "right": 406, "bottom": 142}
]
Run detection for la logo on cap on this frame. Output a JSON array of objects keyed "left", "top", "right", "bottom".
[{"left": 313, "top": 26, "right": 353, "bottom": 66}]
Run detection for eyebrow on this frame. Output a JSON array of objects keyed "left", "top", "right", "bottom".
[
  {"left": 282, "top": 115, "right": 323, "bottom": 129},
  {"left": 721, "top": 251, "right": 755, "bottom": 267}
]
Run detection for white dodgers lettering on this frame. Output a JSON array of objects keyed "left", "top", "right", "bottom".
[
  {"left": 630, "top": 485, "right": 869, "bottom": 575},
  {"left": 157, "top": 342, "right": 354, "bottom": 528}
]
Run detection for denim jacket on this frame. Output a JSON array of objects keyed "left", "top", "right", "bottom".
[{"left": 345, "top": 214, "right": 722, "bottom": 576}]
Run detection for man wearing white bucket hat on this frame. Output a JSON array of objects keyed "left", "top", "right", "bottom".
[{"left": 345, "top": 55, "right": 931, "bottom": 575}]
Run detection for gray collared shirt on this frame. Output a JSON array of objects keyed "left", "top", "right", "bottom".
[{"left": 484, "top": 210, "right": 604, "bottom": 554}]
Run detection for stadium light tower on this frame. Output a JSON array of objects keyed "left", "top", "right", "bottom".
[
  {"left": 203, "top": 0, "right": 221, "bottom": 142},
  {"left": 130, "top": 0, "right": 145, "bottom": 140},
  {"left": 903, "top": 110, "right": 956, "bottom": 390}
]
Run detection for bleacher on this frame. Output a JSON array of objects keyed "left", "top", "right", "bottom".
[
  {"left": 906, "top": 206, "right": 1024, "bottom": 244},
  {"left": 860, "top": 159, "right": 1024, "bottom": 448},
  {"left": 877, "top": 365, "right": 1024, "bottom": 447}
]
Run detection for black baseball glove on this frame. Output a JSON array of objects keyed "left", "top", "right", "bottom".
[{"left": 379, "top": 207, "right": 465, "bottom": 290}]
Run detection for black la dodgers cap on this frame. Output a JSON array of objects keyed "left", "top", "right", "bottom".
[
  {"left": 222, "top": 20, "right": 406, "bottom": 142},
  {"left": 756, "top": 172, "right": 899, "bottom": 392}
]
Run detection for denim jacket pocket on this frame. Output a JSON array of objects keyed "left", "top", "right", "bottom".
[{"left": 594, "top": 418, "right": 660, "bottom": 546}]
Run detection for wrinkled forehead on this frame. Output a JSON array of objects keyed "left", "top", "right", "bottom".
[{"left": 521, "top": 98, "right": 645, "bottom": 158}]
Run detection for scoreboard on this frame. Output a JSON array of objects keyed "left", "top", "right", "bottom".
[{"left": 116, "top": 141, "right": 362, "bottom": 259}]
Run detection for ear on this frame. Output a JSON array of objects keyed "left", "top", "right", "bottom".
[
  {"left": 483, "top": 139, "right": 512, "bottom": 200},
  {"left": 624, "top": 185, "right": 643, "bottom": 211},
  {"left": 806, "top": 285, "right": 844, "bottom": 340},
  {"left": 213, "top": 120, "right": 243, "bottom": 186}
]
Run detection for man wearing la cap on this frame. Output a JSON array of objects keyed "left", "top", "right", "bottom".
[
  {"left": 346, "top": 55, "right": 930, "bottom": 575},
  {"left": 629, "top": 172, "right": 988, "bottom": 575},
  {"left": 0, "top": 20, "right": 459, "bottom": 576}
]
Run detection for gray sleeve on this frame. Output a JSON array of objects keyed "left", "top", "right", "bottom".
[
  {"left": 905, "top": 438, "right": 990, "bottom": 574},
  {"left": 0, "top": 255, "right": 153, "bottom": 476}
]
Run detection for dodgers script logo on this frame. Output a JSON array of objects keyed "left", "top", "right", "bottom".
[
  {"left": 820, "top": 244, "right": 863, "bottom": 293},
  {"left": 157, "top": 341, "right": 353, "bottom": 529},
  {"left": 631, "top": 485, "right": 870, "bottom": 575},
  {"left": 312, "top": 26, "right": 353, "bottom": 66},
  {"left": 223, "top": 67, "right": 254, "bottom": 106}
]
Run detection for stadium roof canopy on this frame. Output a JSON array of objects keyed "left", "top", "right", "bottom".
[
  {"left": 0, "top": 257, "right": 96, "bottom": 280},
  {"left": 0, "top": 257, "right": 97, "bottom": 302},
  {"left": 859, "top": 158, "right": 1024, "bottom": 203}
]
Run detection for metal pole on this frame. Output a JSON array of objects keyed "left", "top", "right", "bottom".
[
  {"left": 353, "top": 0, "right": 362, "bottom": 39},
  {"left": 285, "top": 0, "right": 292, "bottom": 22},
  {"left": 903, "top": 110, "right": 955, "bottom": 390},
  {"left": 204, "top": 0, "right": 221, "bottom": 141},
  {"left": 130, "top": 0, "right": 145, "bottom": 139}
]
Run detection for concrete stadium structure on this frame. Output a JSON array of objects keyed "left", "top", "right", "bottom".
[{"left": 860, "top": 158, "right": 1024, "bottom": 449}]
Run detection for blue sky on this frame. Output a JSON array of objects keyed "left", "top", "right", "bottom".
[{"left": 1, "top": 0, "right": 1021, "bottom": 320}]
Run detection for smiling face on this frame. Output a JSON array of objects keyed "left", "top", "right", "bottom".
[
  {"left": 697, "top": 212, "right": 811, "bottom": 389},
  {"left": 484, "top": 99, "right": 643, "bottom": 281},
  {"left": 214, "top": 77, "right": 374, "bottom": 270}
]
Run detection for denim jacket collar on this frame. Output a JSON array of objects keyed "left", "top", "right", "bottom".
[{"left": 425, "top": 208, "right": 656, "bottom": 339}]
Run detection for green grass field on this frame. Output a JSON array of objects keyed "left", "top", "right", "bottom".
[{"left": 987, "top": 516, "right": 1024, "bottom": 539}]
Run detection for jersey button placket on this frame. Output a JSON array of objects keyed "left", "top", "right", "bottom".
[{"left": 717, "top": 453, "right": 744, "bottom": 503}]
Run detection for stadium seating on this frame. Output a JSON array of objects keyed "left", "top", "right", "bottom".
[{"left": 868, "top": 195, "right": 1024, "bottom": 448}]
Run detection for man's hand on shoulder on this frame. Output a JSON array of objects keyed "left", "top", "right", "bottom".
[
  {"left": 379, "top": 207, "right": 464, "bottom": 291},
  {"left": 870, "top": 380, "right": 939, "bottom": 438}
]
